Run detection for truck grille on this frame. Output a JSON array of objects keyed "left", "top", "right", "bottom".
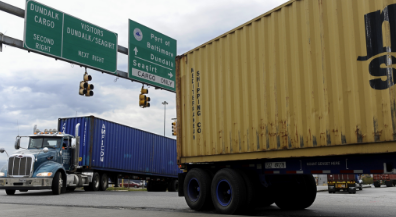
[{"left": 8, "top": 156, "right": 33, "bottom": 176}]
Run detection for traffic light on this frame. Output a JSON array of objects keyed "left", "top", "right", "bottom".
[
  {"left": 139, "top": 87, "right": 150, "bottom": 108},
  {"left": 79, "top": 73, "right": 94, "bottom": 97},
  {"left": 172, "top": 122, "right": 177, "bottom": 136}
]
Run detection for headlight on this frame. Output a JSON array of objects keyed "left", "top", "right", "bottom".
[
  {"left": 37, "top": 172, "right": 53, "bottom": 177},
  {"left": 0, "top": 172, "right": 4, "bottom": 177}
]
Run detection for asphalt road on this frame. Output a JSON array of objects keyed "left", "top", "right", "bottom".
[{"left": 0, "top": 185, "right": 396, "bottom": 217}]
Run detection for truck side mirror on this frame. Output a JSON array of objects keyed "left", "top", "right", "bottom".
[
  {"left": 0, "top": 148, "right": 5, "bottom": 153},
  {"left": 71, "top": 138, "right": 77, "bottom": 148},
  {"left": 14, "top": 137, "right": 21, "bottom": 150},
  {"left": 43, "top": 147, "right": 49, "bottom": 153}
]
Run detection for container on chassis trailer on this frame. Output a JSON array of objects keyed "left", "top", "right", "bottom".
[
  {"left": 373, "top": 174, "right": 396, "bottom": 187},
  {"left": 327, "top": 174, "right": 362, "bottom": 194},
  {"left": 0, "top": 116, "right": 180, "bottom": 195},
  {"left": 175, "top": 0, "right": 396, "bottom": 214}
]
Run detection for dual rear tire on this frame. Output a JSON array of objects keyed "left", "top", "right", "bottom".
[
  {"left": 184, "top": 168, "right": 317, "bottom": 214},
  {"left": 84, "top": 172, "right": 108, "bottom": 191}
]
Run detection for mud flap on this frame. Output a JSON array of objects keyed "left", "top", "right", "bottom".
[{"left": 178, "top": 173, "right": 186, "bottom": 196}]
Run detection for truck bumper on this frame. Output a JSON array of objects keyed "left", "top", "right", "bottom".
[{"left": 0, "top": 178, "right": 53, "bottom": 190}]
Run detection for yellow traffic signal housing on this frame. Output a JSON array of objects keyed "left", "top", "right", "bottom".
[
  {"left": 79, "top": 73, "right": 94, "bottom": 97},
  {"left": 139, "top": 88, "right": 150, "bottom": 108},
  {"left": 79, "top": 81, "right": 87, "bottom": 95},
  {"left": 172, "top": 122, "right": 177, "bottom": 136},
  {"left": 86, "top": 84, "right": 94, "bottom": 97}
]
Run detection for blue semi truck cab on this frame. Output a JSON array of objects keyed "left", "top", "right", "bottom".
[
  {"left": 0, "top": 124, "right": 93, "bottom": 195},
  {"left": 0, "top": 116, "right": 180, "bottom": 195}
]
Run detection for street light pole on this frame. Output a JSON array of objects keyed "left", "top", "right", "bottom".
[{"left": 162, "top": 101, "right": 168, "bottom": 137}]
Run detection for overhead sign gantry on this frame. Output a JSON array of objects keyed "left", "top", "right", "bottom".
[
  {"left": 24, "top": 0, "right": 118, "bottom": 74},
  {"left": 1, "top": 1, "right": 178, "bottom": 93}
]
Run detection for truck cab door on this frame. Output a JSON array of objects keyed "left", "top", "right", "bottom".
[{"left": 62, "top": 137, "right": 72, "bottom": 171}]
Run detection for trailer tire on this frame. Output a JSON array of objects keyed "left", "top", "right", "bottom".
[
  {"left": 168, "top": 179, "right": 179, "bottom": 192},
  {"left": 5, "top": 190, "right": 16, "bottom": 195},
  {"left": 184, "top": 168, "right": 213, "bottom": 211},
  {"left": 275, "top": 174, "right": 316, "bottom": 210},
  {"left": 51, "top": 171, "right": 63, "bottom": 195},
  {"left": 386, "top": 181, "right": 393, "bottom": 187},
  {"left": 235, "top": 170, "right": 256, "bottom": 212},
  {"left": 211, "top": 168, "right": 247, "bottom": 214},
  {"left": 99, "top": 173, "right": 108, "bottom": 191}
]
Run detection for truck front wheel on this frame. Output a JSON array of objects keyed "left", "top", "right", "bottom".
[
  {"left": 51, "top": 171, "right": 63, "bottom": 195},
  {"left": 184, "top": 168, "right": 213, "bottom": 211},
  {"left": 5, "top": 190, "right": 16, "bottom": 195}
]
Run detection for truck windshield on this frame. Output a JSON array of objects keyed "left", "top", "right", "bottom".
[{"left": 28, "top": 137, "right": 61, "bottom": 149}]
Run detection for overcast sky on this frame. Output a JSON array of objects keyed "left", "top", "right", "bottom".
[{"left": 0, "top": 0, "right": 288, "bottom": 163}]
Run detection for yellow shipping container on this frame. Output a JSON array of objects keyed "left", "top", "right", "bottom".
[{"left": 176, "top": 0, "right": 396, "bottom": 164}]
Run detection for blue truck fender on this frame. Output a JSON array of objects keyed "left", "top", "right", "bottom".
[{"left": 32, "top": 161, "right": 66, "bottom": 179}]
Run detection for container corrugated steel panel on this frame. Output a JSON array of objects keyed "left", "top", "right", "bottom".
[
  {"left": 176, "top": 0, "right": 396, "bottom": 164},
  {"left": 58, "top": 116, "right": 180, "bottom": 178}
]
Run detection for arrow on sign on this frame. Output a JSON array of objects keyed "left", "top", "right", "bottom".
[
  {"left": 134, "top": 47, "right": 138, "bottom": 55},
  {"left": 168, "top": 72, "right": 173, "bottom": 78}
]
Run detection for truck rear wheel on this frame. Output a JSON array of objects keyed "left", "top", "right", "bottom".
[
  {"left": 51, "top": 171, "right": 63, "bottom": 195},
  {"left": 211, "top": 168, "right": 247, "bottom": 214},
  {"left": 184, "top": 168, "right": 213, "bottom": 211},
  {"left": 99, "top": 173, "right": 108, "bottom": 191},
  {"left": 85, "top": 172, "right": 100, "bottom": 191},
  {"left": 5, "top": 190, "right": 16, "bottom": 195},
  {"left": 386, "top": 181, "right": 393, "bottom": 187},
  {"left": 274, "top": 174, "right": 317, "bottom": 210}
]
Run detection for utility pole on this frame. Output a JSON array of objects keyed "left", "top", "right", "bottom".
[{"left": 162, "top": 101, "right": 168, "bottom": 136}]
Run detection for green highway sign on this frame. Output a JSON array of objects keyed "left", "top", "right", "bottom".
[
  {"left": 128, "top": 19, "right": 177, "bottom": 92},
  {"left": 24, "top": 0, "right": 118, "bottom": 73}
]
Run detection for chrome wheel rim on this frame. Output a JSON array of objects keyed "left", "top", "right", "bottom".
[
  {"left": 58, "top": 175, "right": 63, "bottom": 193},
  {"left": 94, "top": 176, "right": 99, "bottom": 189}
]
